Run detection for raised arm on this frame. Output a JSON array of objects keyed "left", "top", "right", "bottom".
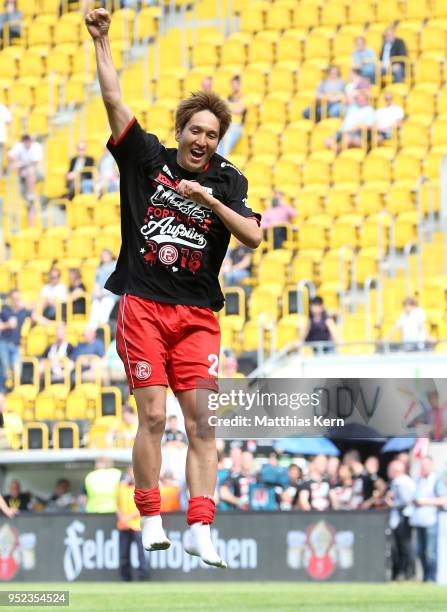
[{"left": 84, "top": 8, "right": 133, "bottom": 141}]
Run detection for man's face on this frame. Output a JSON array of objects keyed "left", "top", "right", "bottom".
[
  {"left": 384, "top": 94, "right": 393, "bottom": 106},
  {"left": 49, "top": 270, "right": 61, "bottom": 285},
  {"left": 176, "top": 110, "right": 220, "bottom": 172},
  {"left": 10, "top": 290, "right": 20, "bottom": 309},
  {"left": 9, "top": 481, "right": 20, "bottom": 497},
  {"left": 356, "top": 37, "right": 365, "bottom": 50},
  {"left": 385, "top": 28, "right": 395, "bottom": 43},
  {"left": 55, "top": 324, "right": 66, "bottom": 342},
  {"left": 420, "top": 458, "right": 433, "bottom": 477}
]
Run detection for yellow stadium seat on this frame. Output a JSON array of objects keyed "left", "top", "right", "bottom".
[
  {"left": 330, "top": 215, "right": 361, "bottom": 249},
  {"left": 295, "top": 187, "right": 325, "bottom": 218},
  {"left": 359, "top": 213, "right": 391, "bottom": 250},
  {"left": 67, "top": 384, "right": 100, "bottom": 421},
  {"left": 244, "top": 160, "right": 272, "bottom": 189},
  {"left": 9, "top": 78, "right": 37, "bottom": 108},
  {"left": 248, "top": 36, "right": 275, "bottom": 67},
  {"left": 277, "top": 31, "right": 305, "bottom": 65},
  {"left": 298, "top": 221, "right": 328, "bottom": 250},
  {"left": 325, "top": 188, "right": 354, "bottom": 217},
  {"left": 400, "top": 120, "right": 430, "bottom": 150},
  {"left": 387, "top": 183, "right": 415, "bottom": 215},
  {"left": 7, "top": 385, "right": 38, "bottom": 421},
  {"left": 362, "top": 154, "right": 392, "bottom": 184},
  {"left": 265, "top": 2, "right": 294, "bottom": 30},
  {"left": 136, "top": 6, "right": 160, "bottom": 41},
  {"left": 414, "top": 56, "right": 444, "bottom": 88},
  {"left": 430, "top": 118, "right": 447, "bottom": 149},
  {"left": 192, "top": 41, "right": 219, "bottom": 69},
  {"left": 23, "top": 422, "right": 49, "bottom": 450},
  {"left": 425, "top": 151, "right": 444, "bottom": 180},
  {"left": 249, "top": 286, "right": 280, "bottom": 320},
  {"left": 297, "top": 60, "right": 326, "bottom": 91},
  {"left": 35, "top": 385, "right": 68, "bottom": 421},
  {"left": 393, "top": 153, "right": 422, "bottom": 183},
  {"left": 354, "top": 247, "right": 380, "bottom": 285},
  {"left": 348, "top": 0, "right": 375, "bottom": 25},
  {"left": 302, "top": 157, "right": 332, "bottom": 187},
  {"left": 273, "top": 157, "right": 302, "bottom": 191},
  {"left": 27, "top": 22, "right": 53, "bottom": 48},
  {"left": 221, "top": 37, "right": 248, "bottom": 66},
  {"left": 270, "top": 66, "right": 296, "bottom": 96},
  {"left": 432, "top": 0, "right": 447, "bottom": 17},
  {"left": 420, "top": 22, "right": 447, "bottom": 54},
  {"left": 108, "top": 8, "right": 135, "bottom": 43},
  {"left": 394, "top": 211, "right": 418, "bottom": 249},
  {"left": 293, "top": 1, "right": 320, "bottom": 29},
  {"left": 332, "top": 156, "right": 362, "bottom": 187},
  {"left": 405, "top": 0, "right": 431, "bottom": 20},
  {"left": 320, "top": 1, "right": 348, "bottom": 27},
  {"left": 0, "top": 53, "right": 18, "bottom": 79},
  {"left": 53, "top": 421, "right": 80, "bottom": 449},
  {"left": 240, "top": 3, "right": 267, "bottom": 33},
  {"left": 376, "top": 0, "right": 401, "bottom": 22},
  {"left": 281, "top": 120, "right": 312, "bottom": 156}
]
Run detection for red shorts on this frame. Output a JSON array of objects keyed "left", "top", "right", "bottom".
[{"left": 116, "top": 294, "right": 221, "bottom": 393}]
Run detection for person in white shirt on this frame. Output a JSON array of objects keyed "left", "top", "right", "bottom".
[
  {"left": 385, "top": 297, "right": 431, "bottom": 351},
  {"left": 0, "top": 102, "right": 12, "bottom": 177},
  {"left": 38, "top": 267, "right": 68, "bottom": 323},
  {"left": 8, "top": 134, "right": 44, "bottom": 224},
  {"left": 375, "top": 92, "right": 404, "bottom": 142},
  {"left": 326, "top": 92, "right": 376, "bottom": 152}
]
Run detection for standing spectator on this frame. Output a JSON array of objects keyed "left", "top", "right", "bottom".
[
  {"left": 3, "top": 479, "right": 32, "bottom": 512},
  {"left": 386, "top": 459, "right": 415, "bottom": 580},
  {"left": 66, "top": 267, "right": 87, "bottom": 317},
  {"left": 261, "top": 191, "right": 296, "bottom": 230},
  {"left": 0, "top": 101, "right": 12, "bottom": 177},
  {"left": 96, "top": 147, "right": 119, "bottom": 196},
  {"left": 117, "top": 466, "right": 149, "bottom": 582},
  {"left": 38, "top": 267, "right": 68, "bottom": 322},
  {"left": 299, "top": 296, "right": 339, "bottom": 354},
  {"left": 303, "top": 66, "right": 345, "bottom": 122},
  {"left": 327, "top": 456, "right": 340, "bottom": 486},
  {"left": 362, "top": 455, "right": 387, "bottom": 508},
  {"left": 0, "top": 0, "right": 22, "bottom": 46},
  {"left": 343, "top": 449, "right": 372, "bottom": 508},
  {"left": 352, "top": 36, "right": 377, "bottom": 83},
  {"left": 375, "top": 92, "right": 404, "bottom": 142},
  {"left": 326, "top": 92, "right": 376, "bottom": 152},
  {"left": 216, "top": 75, "right": 246, "bottom": 157},
  {"left": 88, "top": 248, "right": 118, "bottom": 328},
  {"left": 0, "top": 289, "right": 31, "bottom": 394},
  {"left": 298, "top": 454, "right": 331, "bottom": 511},
  {"left": 8, "top": 134, "right": 43, "bottom": 223},
  {"left": 66, "top": 141, "right": 95, "bottom": 200},
  {"left": 0, "top": 493, "right": 17, "bottom": 518},
  {"left": 80, "top": 457, "right": 121, "bottom": 513},
  {"left": 163, "top": 415, "right": 187, "bottom": 446},
  {"left": 380, "top": 26, "right": 407, "bottom": 83},
  {"left": 222, "top": 240, "right": 252, "bottom": 286},
  {"left": 279, "top": 464, "right": 303, "bottom": 510},
  {"left": 384, "top": 297, "right": 430, "bottom": 351},
  {"left": 44, "top": 478, "right": 75, "bottom": 512},
  {"left": 329, "top": 465, "right": 355, "bottom": 510},
  {"left": 219, "top": 451, "right": 257, "bottom": 510},
  {"left": 40, "top": 323, "right": 74, "bottom": 385},
  {"left": 410, "top": 456, "right": 447, "bottom": 582}
]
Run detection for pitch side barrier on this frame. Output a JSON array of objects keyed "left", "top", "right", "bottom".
[{"left": 0, "top": 511, "right": 389, "bottom": 582}]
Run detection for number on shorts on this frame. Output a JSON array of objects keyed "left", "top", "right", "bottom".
[{"left": 208, "top": 353, "right": 219, "bottom": 376}]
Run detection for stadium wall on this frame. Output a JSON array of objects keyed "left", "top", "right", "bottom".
[{"left": 0, "top": 511, "right": 389, "bottom": 583}]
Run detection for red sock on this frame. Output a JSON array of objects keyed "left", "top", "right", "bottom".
[
  {"left": 134, "top": 487, "right": 161, "bottom": 517},
  {"left": 186, "top": 495, "right": 215, "bottom": 526}
]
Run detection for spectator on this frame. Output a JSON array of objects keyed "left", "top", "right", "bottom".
[
  {"left": 80, "top": 457, "right": 121, "bottom": 513},
  {"left": 0, "top": 101, "right": 12, "bottom": 177},
  {"left": 163, "top": 415, "right": 187, "bottom": 446},
  {"left": 326, "top": 92, "right": 376, "bottom": 152},
  {"left": 222, "top": 240, "right": 252, "bottom": 286},
  {"left": 261, "top": 191, "right": 296, "bottom": 230},
  {"left": 101, "top": 339, "right": 127, "bottom": 386},
  {"left": 216, "top": 75, "right": 246, "bottom": 157},
  {"left": 0, "top": 289, "right": 31, "bottom": 394},
  {"left": 88, "top": 248, "right": 118, "bottom": 328},
  {"left": 0, "top": 0, "right": 22, "bottom": 46},
  {"left": 3, "top": 479, "right": 32, "bottom": 512},
  {"left": 66, "top": 267, "right": 87, "bottom": 317},
  {"left": 375, "top": 91, "right": 404, "bottom": 142},
  {"left": 44, "top": 478, "right": 75, "bottom": 512},
  {"left": 384, "top": 297, "right": 430, "bottom": 352},
  {"left": 299, "top": 296, "right": 339, "bottom": 354},
  {"left": 380, "top": 26, "right": 407, "bottom": 84},
  {"left": 303, "top": 65, "right": 345, "bottom": 122},
  {"left": 279, "top": 464, "right": 303, "bottom": 510},
  {"left": 327, "top": 456, "right": 340, "bottom": 485},
  {"left": 201, "top": 75, "right": 213, "bottom": 93},
  {"left": 159, "top": 469, "right": 181, "bottom": 513},
  {"left": 71, "top": 327, "right": 105, "bottom": 383},
  {"left": 219, "top": 450, "right": 257, "bottom": 510},
  {"left": 0, "top": 493, "right": 17, "bottom": 518},
  {"left": 117, "top": 466, "right": 149, "bottom": 582},
  {"left": 386, "top": 459, "right": 415, "bottom": 580},
  {"left": 219, "top": 348, "right": 244, "bottom": 378},
  {"left": 362, "top": 455, "right": 387, "bottom": 508},
  {"left": 8, "top": 134, "right": 43, "bottom": 223},
  {"left": 38, "top": 267, "right": 68, "bottom": 322},
  {"left": 343, "top": 449, "right": 373, "bottom": 509},
  {"left": 96, "top": 147, "right": 119, "bottom": 196},
  {"left": 410, "top": 456, "right": 447, "bottom": 582},
  {"left": 298, "top": 454, "right": 331, "bottom": 511},
  {"left": 329, "top": 465, "right": 355, "bottom": 510},
  {"left": 40, "top": 323, "right": 74, "bottom": 385},
  {"left": 344, "top": 69, "right": 372, "bottom": 105},
  {"left": 66, "top": 141, "right": 95, "bottom": 200},
  {"left": 427, "top": 391, "right": 447, "bottom": 441},
  {"left": 352, "top": 36, "right": 377, "bottom": 83}
]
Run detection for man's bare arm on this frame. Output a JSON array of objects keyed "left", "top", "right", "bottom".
[{"left": 84, "top": 8, "right": 133, "bottom": 141}]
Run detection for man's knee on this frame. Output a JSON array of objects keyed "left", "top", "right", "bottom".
[{"left": 135, "top": 389, "right": 166, "bottom": 435}]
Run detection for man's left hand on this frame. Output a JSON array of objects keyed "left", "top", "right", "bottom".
[{"left": 176, "top": 180, "right": 215, "bottom": 208}]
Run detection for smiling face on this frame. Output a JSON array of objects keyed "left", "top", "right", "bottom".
[{"left": 175, "top": 110, "right": 220, "bottom": 172}]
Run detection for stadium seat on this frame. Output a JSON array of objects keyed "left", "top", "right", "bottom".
[
  {"left": 99, "top": 387, "right": 122, "bottom": 420},
  {"left": 292, "top": 1, "right": 320, "bottom": 29},
  {"left": 52, "top": 421, "right": 80, "bottom": 449},
  {"left": 23, "top": 422, "right": 50, "bottom": 450},
  {"left": 35, "top": 385, "right": 68, "bottom": 421},
  {"left": 348, "top": 0, "right": 375, "bottom": 25}
]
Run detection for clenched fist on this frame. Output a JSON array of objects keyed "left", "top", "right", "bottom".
[{"left": 85, "top": 8, "right": 111, "bottom": 40}]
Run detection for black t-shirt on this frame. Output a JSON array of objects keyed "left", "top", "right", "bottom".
[
  {"left": 351, "top": 472, "right": 373, "bottom": 508},
  {"left": 300, "top": 478, "right": 331, "bottom": 511},
  {"left": 4, "top": 493, "right": 31, "bottom": 512},
  {"left": 222, "top": 470, "right": 256, "bottom": 509},
  {"left": 106, "top": 118, "right": 261, "bottom": 311}
]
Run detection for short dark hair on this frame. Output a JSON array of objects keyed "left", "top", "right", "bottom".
[
  {"left": 310, "top": 296, "right": 324, "bottom": 306},
  {"left": 175, "top": 91, "right": 232, "bottom": 140},
  {"left": 21, "top": 134, "right": 31, "bottom": 142}
]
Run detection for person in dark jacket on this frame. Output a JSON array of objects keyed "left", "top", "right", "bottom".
[
  {"left": 300, "top": 296, "right": 339, "bottom": 354},
  {"left": 380, "top": 26, "right": 407, "bottom": 83},
  {"left": 66, "top": 141, "right": 95, "bottom": 199}
]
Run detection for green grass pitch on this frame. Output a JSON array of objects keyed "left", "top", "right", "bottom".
[{"left": 3, "top": 582, "right": 447, "bottom": 612}]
